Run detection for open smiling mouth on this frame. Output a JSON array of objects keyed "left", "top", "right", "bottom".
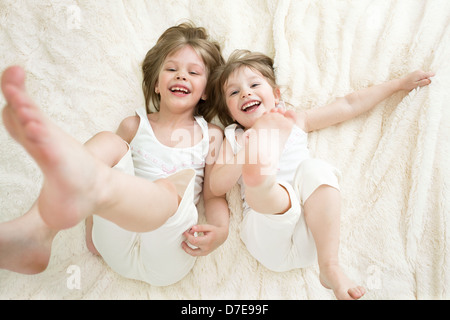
[
  {"left": 170, "top": 86, "right": 191, "bottom": 95},
  {"left": 241, "top": 100, "right": 261, "bottom": 113}
]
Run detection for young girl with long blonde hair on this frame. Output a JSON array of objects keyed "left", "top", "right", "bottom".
[{"left": 0, "top": 23, "right": 228, "bottom": 286}]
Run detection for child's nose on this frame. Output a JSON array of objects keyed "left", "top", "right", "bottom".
[
  {"left": 241, "top": 90, "right": 252, "bottom": 98},
  {"left": 176, "top": 73, "right": 187, "bottom": 81}
]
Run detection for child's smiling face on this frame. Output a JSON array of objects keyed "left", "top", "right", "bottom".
[
  {"left": 156, "top": 45, "right": 208, "bottom": 114},
  {"left": 224, "top": 66, "right": 280, "bottom": 129}
]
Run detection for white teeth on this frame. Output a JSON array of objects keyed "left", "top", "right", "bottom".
[
  {"left": 242, "top": 101, "right": 260, "bottom": 111},
  {"left": 171, "top": 87, "right": 190, "bottom": 93}
]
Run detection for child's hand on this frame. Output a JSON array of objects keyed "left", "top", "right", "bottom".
[
  {"left": 270, "top": 108, "right": 299, "bottom": 123},
  {"left": 181, "top": 224, "right": 228, "bottom": 256},
  {"left": 251, "top": 109, "right": 296, "bottom": 131},
  {"left": 400, "top": 70, "right": 435, "bottom": 91}
]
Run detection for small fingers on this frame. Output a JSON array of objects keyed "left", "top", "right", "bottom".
[
  {"left": 183, "top": 229, "right": 208, "bottom": 248},
  {"left": 422, "top": 71, "right": 435, "bottom": 79},
  {"left": 181, "top": 241, "right": 202, "bottom": 256},
  {"left": 189, "top": 224, "right": 213, "bottom": 233},
  {"left": 181, "top": 238, "right": 210, "bottom": 257},
  {"left": 1, "top": 66, "right": 26, "bottom": 92},
  {"left": 183, "top": 230, "right": 199, "bottom": 245},
  {"left": 417, "top": 78, "right": 432, "bottom": 87}
]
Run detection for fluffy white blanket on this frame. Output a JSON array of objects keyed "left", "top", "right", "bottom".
[{"left": 0, "top": 0, "right": 449, "bottom": 299}]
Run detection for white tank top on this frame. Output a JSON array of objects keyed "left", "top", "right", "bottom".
[
  {"left": 130, "top": 108, "right": 209, "bottom": 204},
  {"left": 224, "top": 123, "right": 310, "bottom": 212}
]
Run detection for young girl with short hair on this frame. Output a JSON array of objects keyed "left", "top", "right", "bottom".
[{"left": 209, "top": 49, "right": 434, "bottom": 299}]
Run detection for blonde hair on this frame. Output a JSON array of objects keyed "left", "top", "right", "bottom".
[
  {"left": 209, "top": 49, "right": 278, "bottom": 127},
  {"left": 142, "top": 22, "right": 224, "bottom": 122}
]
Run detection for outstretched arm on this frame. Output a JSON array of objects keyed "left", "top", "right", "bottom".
[{"left": 299, "top": 70, "right": 435, "bottom": 132}]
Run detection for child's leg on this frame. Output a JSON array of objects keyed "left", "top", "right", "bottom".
[
  {"left": 299, "top": 160, "right": 365, "bottom": 300},
  {"left": 0, "top": 203, "right": 57, "bottom": 274},
  {"left": 2, "top": 66, "right": 179, "bottom": 232},
  {"left": 242, "top": 112, "right": 295, "bottom": 214},
  {"left": 91, "top": 169, "right": 198, "bottom": 286},
  {"left": 83, "top": 131, "right": 130, "bottom": 255},
  {"left": 244, "top": 178, "right": 292, "bottom": 214},
  {"left": 240, "top": 181, "right": 316, "bottom": 272},
  {"left": 0, "top": 132, "right": 129, "bottom": 272}
]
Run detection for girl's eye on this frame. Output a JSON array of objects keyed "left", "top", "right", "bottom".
[
  {"left": 189, "top": 71, "right": 198, "bottom": 75},
  {"left": 230, "top": 90, "right": 238, "bottom": 96},
  {"left": 251, "top": 83, "right": 260, "bottom": 88},
  {"left": 167, "top": 68, "right": 176, "bottom": 72}
]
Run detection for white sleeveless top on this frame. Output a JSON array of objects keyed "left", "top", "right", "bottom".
[
  {"left": 224, "top": 123, "right": 310, "bottom": 212},
  {"left": 130, "top": 108, "right": 209, "bottom": 204}
]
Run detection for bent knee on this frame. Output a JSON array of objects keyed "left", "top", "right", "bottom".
[
  {"left": 294, "top": 159, "right": 341, "bottom": 204},
  {"left": 85, "top": 131, "right": 129, "bottom": 166},
  {"left": 298, "top": 159, "right": 340, "bottom": 182}
]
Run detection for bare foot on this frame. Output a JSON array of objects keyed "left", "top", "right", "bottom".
[
  {"left": 0, "top": 205, "right": 57, "bottom": 274},
  {"left": 242, "top": 111, "right": 294, "bottom": 188},
  {"left": 2, "top": 66, "right": 111, "bottom": 230},
  {"left": 319, "top": 264, "right": 366, "bottom": 300}
]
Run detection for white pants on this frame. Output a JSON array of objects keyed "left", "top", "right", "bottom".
[
  {"left": 240, "top": 158, "right": 341, "bottom": 272},
  {"left": 92, "top": 149, "right": 198, "bottom": 286}
]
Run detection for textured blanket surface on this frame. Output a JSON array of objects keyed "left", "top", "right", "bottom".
[{"left": 0, "top": 0, "right": 449, "bottom": 299}]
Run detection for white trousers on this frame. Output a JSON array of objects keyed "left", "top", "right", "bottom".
[
  {"left": 92, "top": 149, "right": 198, "bottom": 286},
  {"left": 240, "top": 158, "right": 341, "bottom": 272}
]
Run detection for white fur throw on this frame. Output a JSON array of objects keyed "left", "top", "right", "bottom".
[{"left": 0, "top": 0, "right": 449, "bottom": 299}]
